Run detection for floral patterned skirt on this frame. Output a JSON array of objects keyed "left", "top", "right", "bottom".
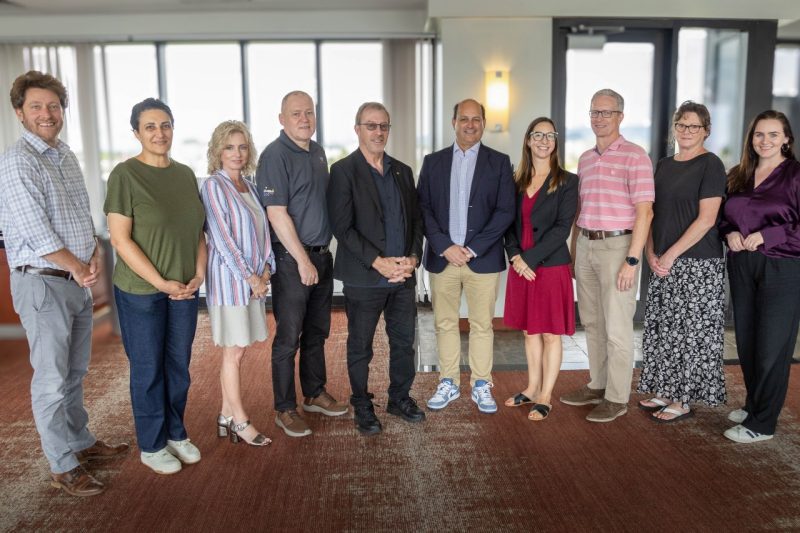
[{"left": 637, "top": 257, "right": 726, "bottom": 406}]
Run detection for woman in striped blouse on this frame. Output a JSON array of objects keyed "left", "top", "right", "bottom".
[{"left": 201, "top": 120, "right": 275, "bottom": 447}]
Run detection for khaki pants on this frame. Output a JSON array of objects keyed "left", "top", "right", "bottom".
[
  {"left": 575, "top": 233, "right": 638, "bottom": 403},
  {"left": 430, "top": 265, "right": 500, "bottom": 387}
]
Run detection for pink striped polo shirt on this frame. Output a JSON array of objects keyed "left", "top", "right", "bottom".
[{"left": 577, "top": 135, "right": 654, "bottom": 231}]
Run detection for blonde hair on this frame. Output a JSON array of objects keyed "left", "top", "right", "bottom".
[{"left": 206, "top": 120, "right": 257, "bottom": 176}]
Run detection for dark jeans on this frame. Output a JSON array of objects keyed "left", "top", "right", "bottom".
[
  {"left": 728, "top": 251, "right": 800, "bottom": 435},
  {"left": 343, "top": 284, "right": 416, "bottom": 409},
  {"left": 271, "top": 246, "right": 333, "bottom": 411},
  {"left": 114, "top": 287, "right": 198, "bottom": 452}
]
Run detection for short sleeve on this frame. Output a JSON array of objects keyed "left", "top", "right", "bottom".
[
  {"left": 256, "top": 147, "right": 289, "bottom": 207},
  {"left": 104, "top": 164, "right": 133, "bottom": 217},
  {"left": 698, "top": 154, "right": 727, "bottom": 201}
]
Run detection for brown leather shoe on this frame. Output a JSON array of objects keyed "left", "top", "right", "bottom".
[
  {"left": 51, "top": 465, "right": 105, "bottom": 497},
  {"left": 275, "top": 409, "right": 312, "bottom": 437},
  {"left": 302, "top": 391, "right": 348, "bottom": 417},
  {"left": 75, "top": 440, "right": 130, "bottom": 463}
]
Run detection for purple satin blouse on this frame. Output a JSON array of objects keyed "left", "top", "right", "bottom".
[{"left": 720, "top": 158, "right": 800, "bottom": 258}]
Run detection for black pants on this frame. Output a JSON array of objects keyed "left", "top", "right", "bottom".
[
  {"left": 728, "top": 251, "right": 800, "bottom": 434},
  {"left": 270, "top": 246, "right": 333, "bottom": 411},
  {"left": 343, "top": 284, "right": 417, "bottom": 409}
]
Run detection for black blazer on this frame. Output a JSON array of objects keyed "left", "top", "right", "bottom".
[
  {"left": 504, "top": 170, "right": 578, "bottom": 270},
  {"left": 327, "top": 149, "right": 423, "bottom": 287},
  {"left": 417, "top": 143, "right": 516, "bottom": 274}
]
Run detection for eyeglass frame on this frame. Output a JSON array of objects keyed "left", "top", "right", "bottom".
[
  {"left": 673, "top": 122, "right": 704, "bottom": 134},
  {"left": 589, "top": 110, "right": 622, "bottom": 119},
  {"left": 357, "top": 122, "right": 391, "bottom": 132},
  {"left": 529, "top": 131, "right": 559, "bottom": 141}
]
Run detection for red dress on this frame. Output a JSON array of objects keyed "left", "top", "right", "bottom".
[{"left": 503, "top": 190, "right": 575, "bottom": 335}]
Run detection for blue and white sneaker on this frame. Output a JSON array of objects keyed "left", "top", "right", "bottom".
[
  {"left": 471, "top": 380, "right": 498, "bottom": 414},
  {"left": 427, "top": 378, "right": 460, "bottom": 410}
]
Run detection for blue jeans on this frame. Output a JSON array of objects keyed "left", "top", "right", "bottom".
[{"left": 114, "top": 287, "right": 198, "bottom": 452}]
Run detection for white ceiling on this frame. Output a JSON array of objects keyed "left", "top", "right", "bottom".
[{"left": 0, "top": 0, "right": 426, "bottom": 14}]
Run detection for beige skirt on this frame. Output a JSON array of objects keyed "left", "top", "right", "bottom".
[{"left": 207, "top": 299, "right": 268, "bottom": 348}]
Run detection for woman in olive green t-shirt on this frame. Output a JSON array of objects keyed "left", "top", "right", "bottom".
[{"left": 104, "top": 98, "right": 206, "bottom": 476}]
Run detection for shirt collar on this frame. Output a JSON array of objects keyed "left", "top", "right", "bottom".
[
  {"left": 22, "top": 128, "right": 67, "bottom": 157},
  {"left": 453, "top": 141, "right": 481, "bottom": 157},
  {"left": 595, "top": 134, "right": 626, "bottom": 155},
  {"left": 279, "top": 129, "right": 315, "bottom": 153}
]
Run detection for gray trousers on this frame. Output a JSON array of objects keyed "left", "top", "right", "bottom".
[{"left": 11, "top": 270, "right": 96, "bottom": 473}]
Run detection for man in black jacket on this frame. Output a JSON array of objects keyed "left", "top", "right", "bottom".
[{"left": 327, "top": 102, "right": 425, "bottom": 435}]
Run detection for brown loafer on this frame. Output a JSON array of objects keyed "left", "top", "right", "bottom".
[
  {"left": 75, "top": 440, "right": 130, "bottom": 463},
  {"left": 51, "top": 465, "right": 105, "bottom": 497}
]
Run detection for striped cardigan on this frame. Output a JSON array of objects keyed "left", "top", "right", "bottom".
[{"left": 201, "top": 170, "right": 275, "bottom": 307}]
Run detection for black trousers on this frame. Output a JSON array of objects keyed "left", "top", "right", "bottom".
[
  {"left": 270, "top": 246, "right": 333, "bottom": 411},
  {"left": 728, "top": 251, "right": 800, "bottom": 434},
  {"left": 343, "top": 284, "right": 417, "bottom": 409}
]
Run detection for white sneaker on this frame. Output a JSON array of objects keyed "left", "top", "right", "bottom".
[
  {"left": 723, "top": 424, "right": 773, "bottom": 443},
  {"left": 728, "top": 409, "right": 748, "bottom": 424},
  {"left": 427, "top": 378, "right": 460, "bottom": 410},
  {"left": 471, "top": 380, "right": 498, "bottom": 414},
  {"left": 166, "top": 439, "right": 201, "bottom": 464},
  {"left": 141, "top": 448, "right": 182, "bottom": 475}
]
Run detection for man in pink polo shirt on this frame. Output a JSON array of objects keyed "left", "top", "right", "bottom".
[{"left": 561, "top": 88, "right": 654, "bottom": 422}]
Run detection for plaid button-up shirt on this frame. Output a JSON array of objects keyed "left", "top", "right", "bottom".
[{"left": 0, "top": 129, "right": 95, "bottom": 268}]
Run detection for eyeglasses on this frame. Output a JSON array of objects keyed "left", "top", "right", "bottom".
[
  {"left": 589, "top": 110, "right": 622, "bottom": 119},
  {"left": 674, "top": 122, "right": 704, "bottom": 134},
  {"left": 529, "top": 131, "right": 558, "bottom": 141},
  {"left": 357, "top": 122, "right": 391, "bottom": 132}
]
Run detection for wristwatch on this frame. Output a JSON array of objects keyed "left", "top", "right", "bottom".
[{"left": 625, "top": 256, "right": 639, "bottom": 266}]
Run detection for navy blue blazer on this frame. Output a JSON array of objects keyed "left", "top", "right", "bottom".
[
  {"left": 504, "top": 171, "right": 578, "bottom": 271},
  {"left": 417, "top": 143, "right": 516, "bottom": 274}
]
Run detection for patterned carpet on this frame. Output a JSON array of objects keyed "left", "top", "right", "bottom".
[{"left": 1, "top": 311, "right": 800, "bottom": 532}]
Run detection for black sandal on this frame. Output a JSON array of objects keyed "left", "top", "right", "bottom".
[
  {"left": 528, "top": 403, "right": 551, "bottom": 421},
  {"left": 505, "top": 393, "right": 533, "bottom": 407}
]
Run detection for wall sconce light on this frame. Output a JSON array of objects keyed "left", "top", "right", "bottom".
[{"left": 485, "top": 70, "right": 509, "bottom": 133}]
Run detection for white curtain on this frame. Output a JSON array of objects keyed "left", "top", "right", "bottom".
[{"left": 0, "top": 44, "right": 27, "bottom": 151}]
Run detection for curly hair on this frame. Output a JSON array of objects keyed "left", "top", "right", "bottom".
[
  {"left": 10, "top": 70, "right": 68, "bottom": 110},
  {"left": 206, "top": 120, "right": 257, "bottom": 177}
]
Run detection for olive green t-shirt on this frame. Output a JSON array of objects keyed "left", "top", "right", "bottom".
[{"left": 104, "top": 158, "right": 206, "bottom": 294}]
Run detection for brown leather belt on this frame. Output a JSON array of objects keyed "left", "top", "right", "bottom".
[
  {"left": 579, "top": 228, "right": 632, "bottom": 240},
  {"left": 15, "top": 265, "right": 73, "bottom": 280}
]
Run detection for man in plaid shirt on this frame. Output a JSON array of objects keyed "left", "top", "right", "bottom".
[{"left": 0, "top": 71, "right": 127, "bottom": 497}]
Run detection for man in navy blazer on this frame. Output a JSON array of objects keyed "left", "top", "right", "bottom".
[
  {"left": 417, "top": 98, "right": 515, "bottom": 414},
  {"left": 328, "top": 102, "right": 425, "bottom": 435}
]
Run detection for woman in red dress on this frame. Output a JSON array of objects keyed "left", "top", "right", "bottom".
[{"left": 503, "top": 117, "right": 578, "bottom": 420}]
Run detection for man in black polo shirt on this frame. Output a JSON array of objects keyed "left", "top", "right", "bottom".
[
  {"left": 257, "top": 90, "right": 347, "bottom": 438},
  {"left": 327, "top": 102, "right": 425, "bottom": 435}
]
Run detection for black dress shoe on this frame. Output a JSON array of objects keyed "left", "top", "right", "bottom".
[
  {"left": 387, "top": 397, "right": 426, "bottom": 423},
  {"left": 354, "top": 405, "right": 382, "bottom": 436}
]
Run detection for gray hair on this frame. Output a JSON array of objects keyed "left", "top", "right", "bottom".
[
  {"left": 591, "top": 89, "right": 624, "bottom": 112},
  {"left": 355, "top": 101, "right": 390, "bottom": 125},
  {"left": 280, "top": 90, "right": 313, "bottom": 113}
]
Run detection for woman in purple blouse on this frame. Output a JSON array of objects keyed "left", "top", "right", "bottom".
[{"left": 720, "top": 110, "right": 800, "bottom": 443}]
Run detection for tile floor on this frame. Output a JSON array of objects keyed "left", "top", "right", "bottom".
[{"left": 416, "top": 307, "right": 791, "bottom": 372}]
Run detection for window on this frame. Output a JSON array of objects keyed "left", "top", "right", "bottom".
[
  {"left": 676, "top": 28, "right": 748, "bottom": 168},
  {"left": 164, "top": 43, "right": 244, "bottom": 175},
  {"left": 773, "top": 44, "right": 800, "bottom": 136},
  {"left": 246, "top": 42, "right": 317, "bottom": 154},
  {"left": 564, "top": 42, "right": 654, "bottom": 171},
  {"left": 320, "top": 42, "right": 383, "bottom": 164},
  {"left": 95, "top": 44, "right": 159, "bottom": 178}
]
